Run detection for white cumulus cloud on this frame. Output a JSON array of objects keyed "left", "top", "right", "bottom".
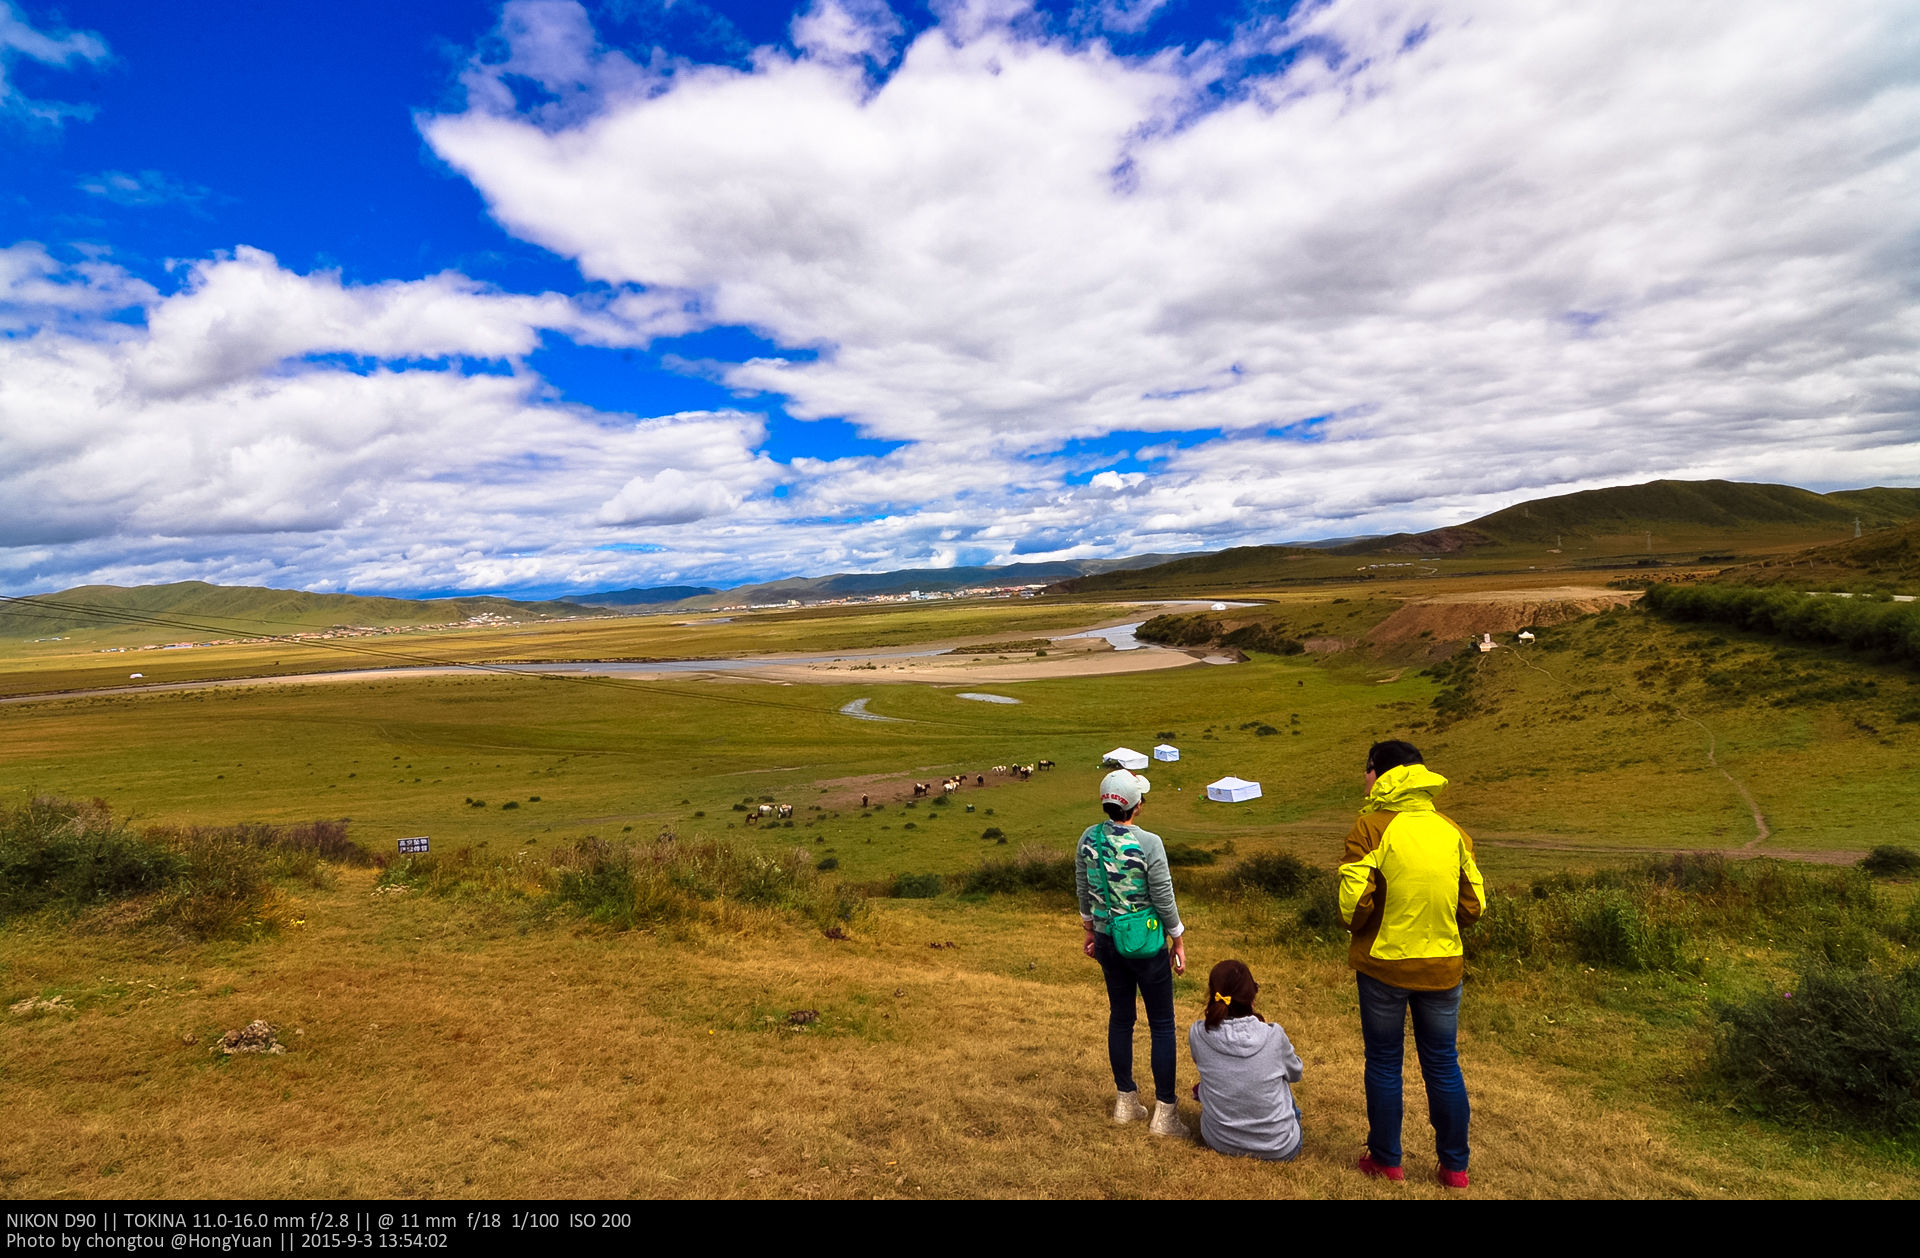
[{"left": 425, "top": 0, "right": 1920, "bottom": 520}]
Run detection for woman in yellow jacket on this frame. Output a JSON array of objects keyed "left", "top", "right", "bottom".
[{"left": 1338, "top": 740, "right": 1485, "bottom": 1189}]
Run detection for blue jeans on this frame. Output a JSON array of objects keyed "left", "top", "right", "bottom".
[
  {"left": 1094, "top": 933, "right": 1177, "bottom": 1103},
  {"left": 1356, "top": 972, "right": 1470, "bottom": 1171}
]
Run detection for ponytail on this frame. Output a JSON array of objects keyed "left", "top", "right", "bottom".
[{"left": 1202, "top": 958, "right": 1261, "bottom": 1030}]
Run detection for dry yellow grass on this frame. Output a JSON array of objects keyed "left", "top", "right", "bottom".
[{"left": 3, "top": 867, "right": 1910, "bottom": 1200}]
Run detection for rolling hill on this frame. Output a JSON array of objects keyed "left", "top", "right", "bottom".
[
  {"left": 1364, "top": 479, "right": 1920, "bottom": 552},
  {"left": 1707, "top": 515, "right": 1920, "bottom": 592},
  {"left": 0, "top": 581, "right": 597, "bottom": 640},
  {"left": 1049, "top": 479, "right": 1920, "bottom": 596}
]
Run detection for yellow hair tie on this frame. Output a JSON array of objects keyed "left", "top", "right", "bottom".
[{"left": 1213, "top": 991, "right": 1233, "bottom": 1004}]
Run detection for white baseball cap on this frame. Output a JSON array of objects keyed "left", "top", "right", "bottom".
[{"left": 1100, "top": 768, "right": 1151, "bottom": 809}]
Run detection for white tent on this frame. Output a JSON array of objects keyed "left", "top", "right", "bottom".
[
  {"left": 1101, "top": 747, "right": 1149, "bottom": 770},
  {"left": 1152, "top": 744, "right": 1180, "bottom": 762},
  {"left": 1206, "top": 776, "right": 1262, "bottom": 803}
]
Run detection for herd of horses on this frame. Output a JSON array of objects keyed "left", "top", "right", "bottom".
[
  {"left": 910, "top": 758, "right": 1055, "bottom": 799},
  {"left": 748, "top": 758, "right": 1060, "bottom": 821}
]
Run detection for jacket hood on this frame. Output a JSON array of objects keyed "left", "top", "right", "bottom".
[
  {"left": 1361, "top": 763, "right": 1449, "bottom": 813},
  {"left": 1197, "top": 1015, "right": 1270, "bottom": 1058}
]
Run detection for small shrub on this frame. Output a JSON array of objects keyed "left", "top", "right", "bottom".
[
  {"left": 148, "top": 829, "right": 276, "bottom": 941},
  {"left": 1569, "top": 890, "right": 1686, "bottom": 971},
  {"left": 1710, "top": 963, "right": 1920, "bottom": 1134},
  {"left": 1234, "top": 852, "right": 1315, "bottom": 898},
  {"left": 961, "top": 845, "right": 1075, "bottom": 896},
  {"left": 815, "top": 856, "right": 839, "bottom": 872},
  {"left": 1162, "top": 842, "right": 1217, "bottom": 866},
  {"left": 0, "top": 796, "right": 179, "bottom": 920},
  {"left": 890, "top": 871, "right": 944, "bottom": 899},
  {"left": 1861, "top": 845, "right": 1920, "bottom": 878},
  {"left": 501, "top": 801, "right": 519, "bottom": 810},
  {"left": 981, "top": 827, "right": 1004, "bottom": 840}
]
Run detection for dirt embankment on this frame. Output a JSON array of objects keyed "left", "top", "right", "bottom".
[{"left": 1366, "top": 586, "right": 1641, "bottom": 650}]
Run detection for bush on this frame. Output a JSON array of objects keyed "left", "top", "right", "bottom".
[
  {"left": 981, "top": 827, "right": 1005, "bottom": 841},
  {"left": 889, "top": 872, "right": 945, "bottom": 899},
  {"left": 1569, "top": 890, "right": 1687, "bottom": 971},
  {"left": 1642, "top": 582, "right": 1920, "bottom": 669},
  {"left": 148, "top": 828, "right": 277, "bottom": 941},
  {"left": 1233, "top": 852, "right": 1315, "bottom": 898},
  {"left": 0, "top": 798, "right": 365, "bottom": 936},
  {"left": 1162, "top": 842, "right": 1217, "bottom": 866},
  {"left": 0, "top": 796, "right": 178, "bottom": 920},
  {"left": 1710, "top": 963, "right": 1920, "bottom": 1134},
  {"left": 1861, "top": 845, "right": 1920, "bottom": 878},
  {"left": 960, "top": 845, "right": 1075, "bottom": 896},
  {"left": 815, "top": 856, "right": 838, "bottom": 872},
  {"left": 548, "top": 836, "right": 864, "bottom": 931}
]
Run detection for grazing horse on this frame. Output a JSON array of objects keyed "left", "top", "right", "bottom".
[
  {"left": 976, "top": 775, "right": 984, "bottom": 786},
  {"left": 913, "top": 782, "right": 930, "bottom": 797},
  {"left": 1037, "top": 759, "right": 1055, "bottom": 771},
  {"left": 943, "top": 780, "right": 957, "bottom": 796},
  {"left": 861, "top": 793, "right": 870, "bottom": 809},
  {"left": 777, "top": 803, "right": 793, "bottom": 819}
]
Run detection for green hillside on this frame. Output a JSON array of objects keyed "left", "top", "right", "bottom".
[
  {"left": 1045, "top": 544, "right": 1334, "bottom": 595},
  {"left": 1451, "top": 480, "right": 1920, "bottom": 548},
  {"left": 1054, "top": 480, "right": 1920, "bottom": 596},
  {"left": 1709, "top": 516, "right": 1920, "bottom": 593},
  {"left": 0, "top": 581, "right": 597, "bottom": 640}
]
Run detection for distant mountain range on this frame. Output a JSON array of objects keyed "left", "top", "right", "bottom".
[
  {"left": 561, "top": 555, "right": 1188, "bottom": 610},
  {"left": 0, "top": 580, "right": 588, "bottom": 639},
  {"left": 9, "top": 480, "right": 1917, "bottom": 636},
  {"left": 561, "top": 585, "right": 720, "bottom": 607}
]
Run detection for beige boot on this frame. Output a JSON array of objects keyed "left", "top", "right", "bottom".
[
  {"left": 1113, "top": 1089, "right": 1150, "bottom": 1123},
  {"left": 1149, "top": 1100, "right": 1191, "bottom": 1139}
]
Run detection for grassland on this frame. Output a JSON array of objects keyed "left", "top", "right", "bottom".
[
  {"left": 0, "top": 597, "right": 1141, "bottom": 699},
  {"left": 3, "top": 590, "right": 1917, "bottom": 1198}
]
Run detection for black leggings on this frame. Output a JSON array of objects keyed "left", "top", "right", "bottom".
[{"left": 1094, "top": 933, "right": 1177, "bottom": 1103}]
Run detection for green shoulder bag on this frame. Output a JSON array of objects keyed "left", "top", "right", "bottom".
[{"left": 1097, "top": 823, "right": 1166, "bottom": 959}]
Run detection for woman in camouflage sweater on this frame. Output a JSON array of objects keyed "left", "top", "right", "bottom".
[{"left": 1076, "top": 768, "right": 1190, "bottom": 1138}]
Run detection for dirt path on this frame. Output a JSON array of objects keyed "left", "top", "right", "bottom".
[
  {"left": 1497, "top": 643, "right": 1774, "bottom": 851},
  {"left": 1675, "top": 711, "right": 1772, "bottom": 848},
  {"left": 1478, "top": 837, "right": 1855, "bottom": 865}
]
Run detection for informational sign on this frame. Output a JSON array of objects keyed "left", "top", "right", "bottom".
[{"left": 397, "top": 836, "right": 430, "bottom": 854}]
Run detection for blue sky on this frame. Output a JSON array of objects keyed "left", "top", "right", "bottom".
[{"left": 2, "top": 1, "right": 1916, "bottom": 596}]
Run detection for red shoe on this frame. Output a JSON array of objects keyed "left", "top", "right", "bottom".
[
  {"left": 1436, "top": 1167, "right": 1470, "bottom": 1189},
  {"left": 1356, "top": 1154, "right": 1404, "bottom": 1181}
]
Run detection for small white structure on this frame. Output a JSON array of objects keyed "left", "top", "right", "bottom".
[
  {"left": 1477, "top": 632, "right": 1496, "bottom": 653},
  {"left": 128, "top": 672, "right": 144, "bottom": 679},
  {"left": 1206, "top": 776, "right": 1263, "bottom": 803},
  {"left": 1211, "top": 602, "right": 1228, "bottom": 612},
  {"left": 1152, "top": 744, "right": 1180, "bottom": 762},
  {"left": 1102, "top": 747, "right": 1150, "bottom": 770},
  {"left": 1517, "top": 630, "right": 1536, "bottom": 643}
]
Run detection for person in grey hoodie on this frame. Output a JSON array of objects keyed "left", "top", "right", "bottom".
[{"left": 1188, "top": 959, "right": 1304, "bottom": 1161}]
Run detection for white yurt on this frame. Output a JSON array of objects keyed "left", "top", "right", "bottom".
[
  {"left": 1101, "top": 747, "right": 1150, "bottom": 770},
  {"left": 1211, "top": 602, "right": 1228, "bottom": 611},
  {"left": 1152, "top": 744, "right": 1180, "bottom": 762},
  {"left": 1206, "top": 776, "right": 1262, "bottom": 803}
]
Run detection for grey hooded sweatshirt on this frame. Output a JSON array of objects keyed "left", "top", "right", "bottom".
[{"left": 1187, "top": 1015, "right": 1304, "bottom": 1161}]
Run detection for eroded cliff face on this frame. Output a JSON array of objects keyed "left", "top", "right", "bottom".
[{"left": 1364, "top": 586, "right": 1641, "bottom": 657}]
